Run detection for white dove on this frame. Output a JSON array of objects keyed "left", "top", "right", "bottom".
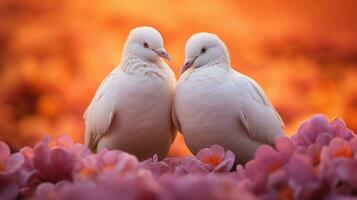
[
  {"left": 172, "top": 33, "right": 285, "bottom": 164},
  {"left": 84, "top": 26, "right": 176, "bottom": 160}
]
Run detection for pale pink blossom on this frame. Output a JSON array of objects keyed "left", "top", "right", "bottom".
[
  {"left": 0, "top": 142, "right": 32, "bottom": 200},
  {"left": 196, "top": 145, "right": 235, "bottom": 173},
  {"left": 74, "top": 148, "right": 139, "bottom": 180}
]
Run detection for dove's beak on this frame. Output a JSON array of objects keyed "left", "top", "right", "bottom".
[
  {"left": 152, "top": 48, "right": 172, "bottom": 60},
  {"left": 181, "top": 57, "right": 197, "bottom": 74}
]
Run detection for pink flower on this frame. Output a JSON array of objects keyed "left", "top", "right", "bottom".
[
  {"left": 172, "top": 157, "right": 210, "bottom": 176},
  {"left": 18, "top": 136, "right": 91, "bottom": 197},
  {"left": 196, "top": 145, "right": 235, "bottom": 173},
  {"left": 139, "top": 155, "right": 171, "bottom": 177},
  {"left": 291, "top": 114, "right": 355, "bottom": 147},
  {"left": 320, "top": 137, "right": 355, "bottom": 162},
  {"left": 0, "top": 142, "right": 32, "bottom": 200},
  {"left": 239, "top": 138, "right": 327, "bottom": 200},
  {"left": 34, "top": 143, "right": 75, "bottom": 182},
  {"left": 32, "top": 170, "right": 161, "bottom": 200},
  {"left": 319, "top": 158, "right": 357, "bottom": 196},
  {"left": 285, "top": 154, "right": 325, "bottom": 199},
  {"left": 31, "top": 181, "right": 70, "bottom": 200},
  {"left": 319, "top": 137, "right": 357, "bottom": 195},
  {"left": 236, "top": 136, "right": 294, "bottom": 194},
  {"left": 52, "top": 135, "right": 92, "bottom": 159},
  {"left": 74, "top": 148, "right": 139, "bottom": 180},
  {"left": 159, "top": 175, "right": 258, "bottom": 200},
  {"left": 263, "top": 170, "right": 292, "bottom": 200},
  {"left": 264, "top": 161, "right": 324, "bottom": 200},
  {"left": 140, "top": 155, "right": 210, "bottom": 177}
]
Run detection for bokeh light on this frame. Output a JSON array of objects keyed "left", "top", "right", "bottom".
[{"left": 0, "top": 0, "right": 356, "bottom": 156}]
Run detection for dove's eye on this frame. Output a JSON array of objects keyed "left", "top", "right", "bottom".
[
  {"left": 143, "top": 42, "right": 149, "bottom": 48},
  {"left": 201, "top": 48, "right": 206, "bottom": 54}
]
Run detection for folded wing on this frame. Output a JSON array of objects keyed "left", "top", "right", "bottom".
[
  {"left": 235, "top": 74, "right": 284, "bottom": 144},
  {"left": 84, "top": 69, "right": 119, "bottom": 151}
]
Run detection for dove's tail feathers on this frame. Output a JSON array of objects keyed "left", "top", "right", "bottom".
[
  {"left": 85, "top": 129, "right": 98, "bottom": 153},
  {"left": 88, "top": 133, "right": 104, "bottom": 153}
]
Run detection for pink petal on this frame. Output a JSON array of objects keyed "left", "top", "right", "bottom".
[
  {"left": 4, "top": 153, "right": 24, "bottom": 174},
  {"left": 330, "top": 118, "right": 354, "bottom": 140},
  {"left": 275, "top": 136, "right": 294, "bottom": 155},
  {"left": 294, "top": 114, "right": 332, "bottom": 146},
  {"left": 349, "top": 137, "right": 357, "bottom": 153},
  {"left": 102, "top": 150, "right": 120, "bottom": 164},
  {"left": 286, "top": 155, "right": 315, "bottom": 184},
  {"left": 196, "top": 147, "right": 213, "bottom": 161},
  {"left": 48, "top": 148, "right": 76, "bottom": 181},
  {"left": 0, "top": 141, "right": 10, "bottom": 163},
  {"left": 254, "top": 145, "right": 276, "bottom": 159},
  {"left": 209, "top": 145, "right": 225, "bottom": 157},
  {"left": 33, "top": 143, "right": 51, "bottom": 176},
  {"left": 0, "top": 180, "right": 20, "bottom": 200},
  {"left": 307, "top": 114, "right": 331, "bottom": 133},
  {"left": 69, "top": 144, "right": 91, "bottom": 159},
  {"left": 213, "top": 150, "right": 235, "bottom": 172},
  {"left": 316, "top": 132, "right": 333, "bottom": 146},
  {"left": 55, "top": 135, "right": 74, "bottom": 148}
]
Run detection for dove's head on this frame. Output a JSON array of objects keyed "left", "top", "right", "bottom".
[
  {"left": 181, "top": 33, "right": 230, "bottom": 74},
  {"left": 124, "top": 26, "right": 171, "bottom": 62}
]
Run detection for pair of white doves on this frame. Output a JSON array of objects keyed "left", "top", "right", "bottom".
[{"left": 84, "top": 26, "right": 285, "bottom": 163}]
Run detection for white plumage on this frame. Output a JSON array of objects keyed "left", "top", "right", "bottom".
[
  {"left": 84, "top": 26, "right": 176, "bottom": 160},
  {"left": 173, "top": 33, "right": 285, "bottom": 163}
]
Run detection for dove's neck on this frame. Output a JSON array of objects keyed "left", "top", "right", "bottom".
[
  {"left": 120, "top": 48, "right": 167, "bottom": 78},
  {"left": 182, "top": 57, "right": 230, "bottom": 79},
  {"left": 207, "top": 56, "right": 230, "bottom": 67}
]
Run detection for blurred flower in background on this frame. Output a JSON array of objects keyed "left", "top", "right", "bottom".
[{"left": 0, "top": 0, "right": 356, "bottom": 155}]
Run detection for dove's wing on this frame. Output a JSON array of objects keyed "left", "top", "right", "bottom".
[
  {"left": 238, "top": 73, "right": 285, "bottom": 127},
  {"left": 84, "top": 68, "right": 119, "bottom": 151},
  {"left": 234, "top": 74, "right": 284, "bottom": 144}
]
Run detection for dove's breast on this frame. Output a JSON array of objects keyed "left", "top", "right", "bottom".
[
  {"left": 175, "top": 70, "right": 241, "bottom": 153},
  {"left": 98, "top": 68, "right": 175, "bottom": 160}
]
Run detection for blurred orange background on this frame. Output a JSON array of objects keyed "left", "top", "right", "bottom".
[{"left": 0, "top": 0, "right": 356, "bottom": 155}]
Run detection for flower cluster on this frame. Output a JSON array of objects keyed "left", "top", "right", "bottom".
[{"left": 0, "top": 114, "right": 356, "bottom": 200}]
